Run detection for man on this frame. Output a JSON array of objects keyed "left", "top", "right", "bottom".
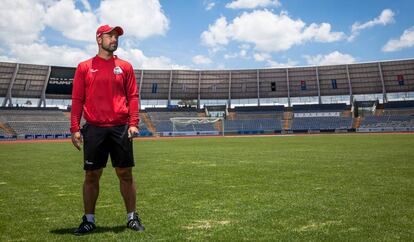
[{"left": 70, "top": 24, "right": 144, "bottom": 235}]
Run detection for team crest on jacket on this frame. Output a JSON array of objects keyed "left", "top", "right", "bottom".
[{"left": 113, "top": 66, "right": 123, "bottom": 75}]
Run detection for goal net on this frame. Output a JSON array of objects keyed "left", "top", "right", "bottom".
[{"left": 169, "top": 117, "right": 224, "bottom": 136}]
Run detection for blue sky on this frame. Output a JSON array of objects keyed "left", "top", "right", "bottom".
[{"left": 1, "top": 0, "right": 414, "bottom": 69}]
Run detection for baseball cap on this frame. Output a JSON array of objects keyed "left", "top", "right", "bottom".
[{"left": 96, "top": 25, "right": 124, "bottom": 37}]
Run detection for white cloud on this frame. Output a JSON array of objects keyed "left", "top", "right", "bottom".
[
  {"left": 2, "top": 40, "right": 185, "bottom": 70},
  {"left": 252, "top": 52, "right": 297, "bottom": 67},
  {"left": 382, "top": 26, "right": 414, "bottom": 52},
  {"left": 204, "top": 0, "right": 216, "bottom": 11},
  {"left": 352, "top": 9, "right": 395, "bottom": 31},
  {"left": 0, "top": 54, "right": 17, "bottom": 63},
  {"left": 253, "top": 52, "right": 271, "bottom": 61},
  {"left": 240, "top": 44, "right": 251, "bottom": 50},
  {"left": 116, "top": 47, "right": 187, "bottom": 70},
  {"left": 6, "top": 43, "right": 187, "bottom": 69},
  {"left": 225, "top": 50, "right": 248, "bottom": 60},
  {"left": 201, "top": 17, "right": 231, "bottom": 47},
  {"left": 192, "top": 55, "right": 212, "bottom": 65},
  {"left": 79, "top": 0, "right": 92, "bottom": 12},
  {"left": 303, "top": 23, "right": 345, "bottom": 42},
  {"left": 201, "top": 10, "right": 345, "bottom": 52},
  {"left": 239, "top": 49, "right": 248, "bottom": 57},
  {"left": 45, "top": 0, "right": 98, "bottom": 42},
  {"left": 224, "top": 53, "right": 238, "bottom": 59},
  {"left": 226, "top": 0, "right": 280, "bottom": 9},
  {"left": 349, "top": 9, "right": 395, "bottom": 41},
  {"left": 7, "top": 43, "right": 93, "bottom": 67},
  {"left": 230, "top": 11, "right": 305, "bottom": 52},
  {"left": 0, "top": 1, "right": 95, "bottom": 66},
  {"left": 0, "top": 0, "right": 47, "bottom": 45},
  {"left": 0, "top": 0, "right": 180, "bottom": 69},
  {"left": 266, "top": 59, "right": 298, "bottom": 68},
  {"left": 98, "top": 0, "right": 169, "bottom": 40},
  {"left": 224, "top": 44, "right": 251, "bottom": 59},
  {"left": 1, "top": 0, "right": 169, "bottom": 44},
  {"left": 304, "top": 51, "right": 356, "bottom": 66},
  {"left": 45, "top": 0, "right": 169, "bottom": 42}
]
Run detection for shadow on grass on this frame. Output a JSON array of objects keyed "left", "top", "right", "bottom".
[{"left": 50, "top": 225, "right": 126, "bottom": 235}]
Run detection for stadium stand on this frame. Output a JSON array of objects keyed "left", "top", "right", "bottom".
[
  {"left": 146, "top": 107, "right": 218, "bottom": 135},
  {"left": 224, "top": 119, "right": 282, "bottom": 134},
  {"left": 146, "top": 107, "right": 196, "bottom": 132},
  {"left": 1, "top": 108, "right": 68, "bottom": 121},
  {"left": 0, "top": 124, "right": 16, "bottom": 139},
  {"left": 290, "top": 103, "right": 353, "bottom": 132},
  {"left": 360, "top": 115, "right": 414, "bottom": 128},
  {"left": 356, "top": 100, "right": 414, "bottom": 132},
  {"left": 138, "top": 119, "right": 152, "bottom": 136},
  {"left": 0, "top": 108, "right": 70, "bottom": 139},
  {"left": 382, "top": 101, "right": 414, "bottom": 116},
  {"left": 291, "top": 117, "right": 353, "bottom": 132},
  {"left": 292, "top": 103, "right": 347, "bottom": 112},
  {"left": 1, "top": 58, "right": 414, "bottom": 139},
  {"left": 0, "top": 128, "right": 9, "bottom": 136},
  {"left": 0, "top": 107, "right": 153, "bottom": 138},
  {"left": 383, "top": 100, "right": 414, "bottom": 109},
  {"left": 224, "top": 106, "right": 283, "bottom": 134}
]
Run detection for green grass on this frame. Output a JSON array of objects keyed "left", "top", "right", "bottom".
[{"left": 0, "top": 134, "right": 413, "bottom": 241}]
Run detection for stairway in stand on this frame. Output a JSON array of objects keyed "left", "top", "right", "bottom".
[
  {"left": 140, "top": 112, "right": 157, "bottom": 135},
  {"left": 0, "top": 122, "right": 16, "bottom": 135},
  {"left": 227, "top": 112, "right": 236, "bottom": 120},
  {"left": 283, "top": 111, "right": 293, "bottom": 131},
  {"left": 353, "top": 116, "right": 361, "bottom": 129}
]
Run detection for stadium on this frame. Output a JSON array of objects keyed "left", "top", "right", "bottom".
[
  {"left": 2, "top": 0, "right": 414, "bottom": 240},
  {"left": 1, "top": 58, "right": 413, "bottom": 241}
]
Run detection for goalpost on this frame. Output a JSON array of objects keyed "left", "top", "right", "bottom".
[{"left": 169, "top": 117, "right": 225, "bottom": 136}]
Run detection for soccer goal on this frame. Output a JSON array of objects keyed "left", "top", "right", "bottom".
[{"left": 169, "top": 117, "right": 224, "bottom": 136}]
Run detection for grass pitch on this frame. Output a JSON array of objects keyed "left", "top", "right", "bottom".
[{"left": 0, "top": 134, "right": 413, "bottom": 241}]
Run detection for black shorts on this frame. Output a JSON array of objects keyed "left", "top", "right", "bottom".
[{"left": 80, "top": 123, "right": 135, "bottom": 170}]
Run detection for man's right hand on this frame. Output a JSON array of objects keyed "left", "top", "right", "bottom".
[{"left": 71, "top": 131, "right": 82, "bottom": 151}]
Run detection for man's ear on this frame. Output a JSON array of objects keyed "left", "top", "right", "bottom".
[{"left": 97, "top": 37, "right": 102, "bottom": 45}]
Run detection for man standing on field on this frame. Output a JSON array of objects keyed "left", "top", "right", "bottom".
[{"left": 70, "top": 24, "right": 144, "bottom": 235}]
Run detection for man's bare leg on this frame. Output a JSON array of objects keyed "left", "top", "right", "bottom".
[
  {"left": 83, "top": 169, "right": 103, "bottom": 214},
  {"left": 115, "top": 167, "right": 144, "bottom": 231},
  {"left": 74, "top": 169, "right": 103, "bottom": 235},
  {"left": 115, "top": 167, "right": 136, "bottom": 213}
]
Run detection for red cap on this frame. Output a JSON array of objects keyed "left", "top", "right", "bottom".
[{"left": 96, "top": 25, "right": 124, "bottom": 37}]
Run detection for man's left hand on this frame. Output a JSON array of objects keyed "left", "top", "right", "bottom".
[{"left": 128, "top": 126, "right": 139, "bottom": 139}]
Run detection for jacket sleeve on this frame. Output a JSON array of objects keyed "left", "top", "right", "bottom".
[
  {"left": 125, "top": 64, "right": 139, "bottom": 128},
  {"left": 70, "top": 63, "right": 85, "bottom": 133}
]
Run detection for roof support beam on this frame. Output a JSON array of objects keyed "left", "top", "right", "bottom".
[
  {"left": 378, "top": 62, "right": 388, "bottom": 103},
  {"left": 167, "top": 70, "right": 173, "bottom": 107},
  {"left": 2, "top": 63, "right": 19, "bottom": 107},
  {"left": 286, "top": 68, "right": 291, "bottom": 107},
  {"left": 228, "top": 71, "right": 232, "bottom": 108},
  {"left": 38, "top": 66, "right": 51, "bottom": 107},
  {"left": 197, "top": 71, "right": 201, "bottom": 109},
  {"left": 346, "top": 64, "right": 353, "bottom": 104},
  {"left": 257, "top": 69, "right": 260, "bottom": 106},
  {"left": 316, "top": 67, "right": 322, "bottom": 104}
]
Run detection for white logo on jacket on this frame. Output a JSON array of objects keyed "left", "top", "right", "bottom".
[{"left": 113, "top": 66, "right": 123, "bottom": 75}]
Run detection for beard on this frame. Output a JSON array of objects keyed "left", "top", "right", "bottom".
[{"left": 102, "top": 43, "right": 118, "bottom": 52}]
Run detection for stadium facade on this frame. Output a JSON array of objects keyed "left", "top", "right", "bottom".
[{"left": 0, "top": 58, "right": 413, "bottom": 109}]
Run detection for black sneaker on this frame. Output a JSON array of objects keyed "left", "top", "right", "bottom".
[
  {"left": 74, "top": 215, "right": 96, "bottom": 235},
  {"left": 127, "top": 212, "right": 145, "bottom": 231}
]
